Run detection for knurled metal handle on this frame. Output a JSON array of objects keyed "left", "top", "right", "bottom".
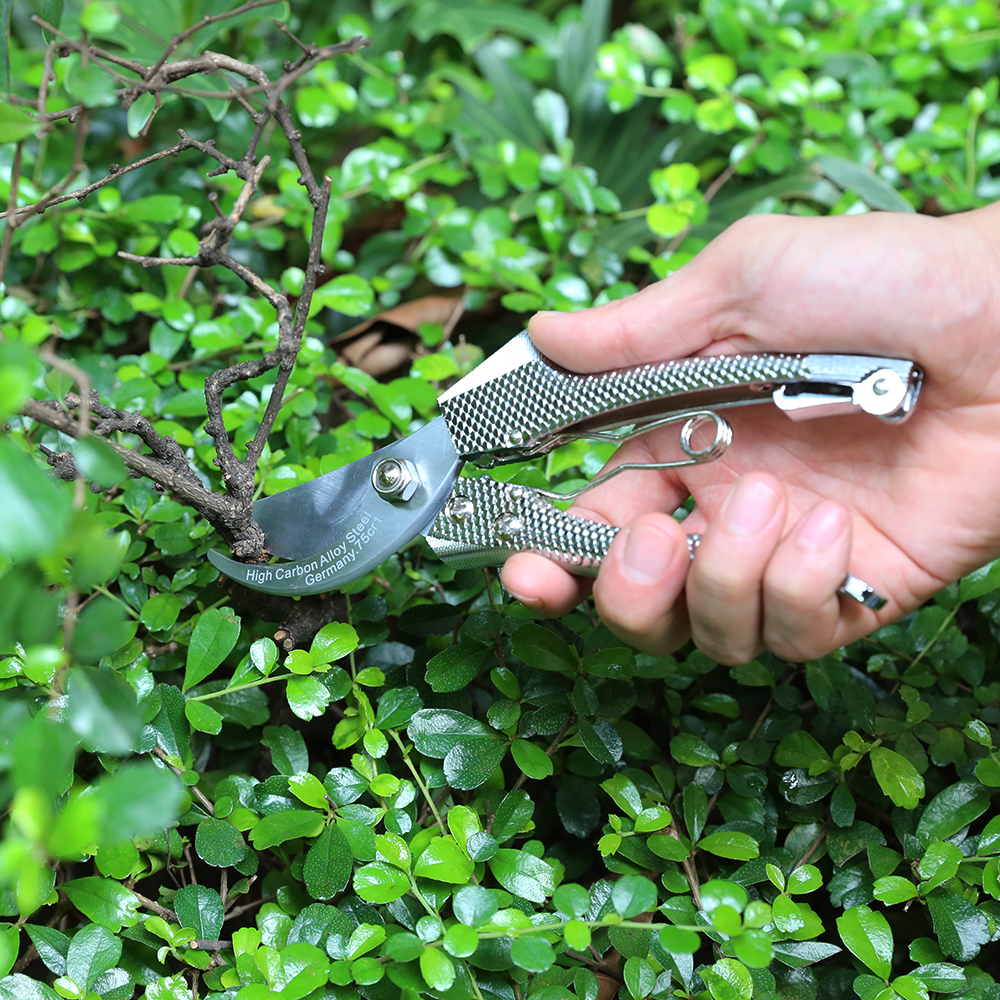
[
  {"left": 435, "top": 333, "right": 921, "bottom": 466},
  {"left": 424, "top": 478, "right": 886, "bottom": 610}
]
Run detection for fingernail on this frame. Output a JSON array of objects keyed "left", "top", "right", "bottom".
[
  {"left": 796, "top": 502, "right": 847, "bottom": 551},
  {"left": 721, "top": 478, "right": 781, "bottom": 535},
  {"left": 622, "top": 523, "right": 676, "bottom": 584}
]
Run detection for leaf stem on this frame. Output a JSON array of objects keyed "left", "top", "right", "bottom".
[
  {"left": 390, "top": 729, "right": 448, "bottom": 836},
  {"left": 187, "top": 672, "right": 291, "bottom": 702}
]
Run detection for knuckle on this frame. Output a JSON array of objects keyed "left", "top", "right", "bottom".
[{"left": 691, "top": 615, "right": 759, "bottom": 667}]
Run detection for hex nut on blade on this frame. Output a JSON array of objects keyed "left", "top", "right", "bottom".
[{"left": 372, "top": 458, "right": 420, "bottom": 502}]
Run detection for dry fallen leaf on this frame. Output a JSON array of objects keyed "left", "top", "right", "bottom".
[{"left": 329, "top": 294, "right": 464, "bottom": 377}]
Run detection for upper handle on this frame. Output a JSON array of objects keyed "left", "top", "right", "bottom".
[{"left": 437, "top": 333, "right": 922, "bottom": 466}]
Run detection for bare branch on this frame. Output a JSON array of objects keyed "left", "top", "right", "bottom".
[
  {"left": 145, "top": 0, "right": 287, "bottom": 81},
  {"left": 9, "top": 138, "right": 197, "bottom": 217}
]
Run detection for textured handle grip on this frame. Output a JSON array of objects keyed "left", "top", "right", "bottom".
[
  {"left": 424, "top": 477, "right": 617, "bottom": 575},
  {"left": 424, "top": 479, "right": 886, "bottom": 609},
  {"left": 438, "top": 335, "right": 807, "bottom": 464}
]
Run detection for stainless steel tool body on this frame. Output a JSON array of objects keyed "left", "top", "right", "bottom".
[{"left": 208, "top": 331, "right": 922, "bottom": 607}]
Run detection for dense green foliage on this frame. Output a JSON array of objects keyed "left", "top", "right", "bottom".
[{"left": 4, "top": 1, "right": 1000, "bottom": 1000}]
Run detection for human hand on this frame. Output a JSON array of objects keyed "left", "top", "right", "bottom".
[{"left": 501, "top": 204, "right": 1000, "bottom": 663}]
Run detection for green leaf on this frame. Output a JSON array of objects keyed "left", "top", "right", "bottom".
[
  {"left": 61, "top": 879, "right": 140, "bottom": 932},
  {"left": 262, "top": 725, "right": 308, "bottom": 775},
  {"left": 488, "top": 849, "right": 555, "bottom": 903},
  {"left": 873, "top": 876, "right": 918, "bottom": 904},
  {"left": 65, "top": 924, "right": 120, "bottom": 991},
  {"left": 510, "top": 623, "right": 578, "bottom": 672},
  {"left": 0, "top": 975, "right": 61, "bottom": 1000},
  {"left": 353, "top": 861, "right": 410, "bottom": 904},
  {"left": 511, "top": 936, "right": 555, "bottom": 973},
  {"left": 419, "top": 947, "right": 455, "bottom": 991},
  {"left": 701, "top": 957, "right": 752, "bottom": 1000},
  {"left": 0, "top": 103, "right": 40, "bottom": 144},
  {"left": 453, "top": 886, "right": 498, "bottom": 928},
  {"left": 310, "top": 622, "right": 359, "bottom": 665},
  {"left": 414, "top": 837, "right": 474, "bottom": 884},
  {"left": 68, "top": 666, "right": 142, "bottom": 755},
  {"left": 670, "top": 733, "right": 720, "bottom": 767},
  {"left": 579, "top": 718, "right": 623, "bottom": 764},
  {"left": 173, "top": 885, "right": 223, "bottom": 940},
  {"left": 926, "top": 889, "right": 990, "bottom": 961},
  {"left": 731, "top": 930, "right": 773, "bottom": 969},
  {"left": 248, "top": 809, "right": 324, "bottom": 850},
  {"left": 959, "top": 560, "right": 1000, "bottom": 601},
  {"left": 184, "top": 700, "right": 222, "bottom": 735},
  {"left": 917, "top": 782, "right": 990, "bottom": 841},
  {"left": 374, "top": 686, "right": 422, "bottom": 729},
  {"left": 195, "top": 817, "right": 246, "bottom": 868},
  {"left": 919, "top": 841, "right": 963, "bottom": 892},
  {"left": 814, "top": 155, "right": 915, "bottom": 213},
  {"left": 611, "top": 875, "right": 657, "bottom": 918},
  {"left": 910, "top": 963, "right": 966, "bottom": 993},
  {"left": 870, "top": 746, "right": 924, "bottom": 809},
  {"left": 286, "top": 676, "right": 330, "bottom": 720},
  {"left": 303, "top": 823, "right": 352, "bottom": 900},
  {"left": 289, "top": 772, "right": 328, "bottom": 810},
  {"left": 836, "top": 905, "right": 892, "bottom": 980},
  {"left": 311, "top": 275, "right": 375, "bottom": 317},
  {"left": 511, "top": 739, "right": 554, "bottom": 779},
  {"left": 658, "top": 926, "right": 700, "bottom": 954},
  {"left": 424, "top": 645, "right": 489, "bottom": 693},
  {"left": 184, "top": 608, "right": 240, "bottom": 691},
  {"left": 698, "top": 831, "right": 760, "bottom": 861},
  {"left": 443, "top": 924, "right": 479, "bottom": 958},
  {"left": 786, "top": 865, "right": 822, "bottom": 894},
  {"left": 770, "top": 941, "right": 842, "bottom": 968}
]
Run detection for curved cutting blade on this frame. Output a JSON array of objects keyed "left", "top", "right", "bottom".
[{"left": 207, "top": 417, "right": 462, "bottom": 596}]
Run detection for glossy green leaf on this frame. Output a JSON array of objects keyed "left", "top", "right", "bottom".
[
  {"left": 184, "top": 608, "right": 240, "bottom": 691},
  {"left": 837, "top": 905, "right": 892, "bottom": 980}
]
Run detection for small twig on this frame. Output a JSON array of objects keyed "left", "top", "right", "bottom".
[
  {"left": 146, "top": 0, "right": 286, "bottom": 80},
  {"left": 664, "top": 133, "right": 766, "bottom": 255},
  {"left": 190, "top": 939, "right": 233, "bottom": 950},
  {"left": 9, "top": 139, "right": 196, "bottom": 217},
  {"left": 153, "top": 746, "right": 215, "bottom": 816},
  {"left": 511, "top": 720, "right": 572, "bottom": 794},
  {"left": 133, "top": 891, "right": 177, "bottom": 921},
  {"left": 223, "top": 894, "right": 274, "bottom": 922},
  {"left": 793, "top": 820, "right": 831, "bottom": 868}
]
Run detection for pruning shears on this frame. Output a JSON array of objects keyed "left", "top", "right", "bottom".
[{"left": 208, "top": 332, "right": 923, "bottom": 612}]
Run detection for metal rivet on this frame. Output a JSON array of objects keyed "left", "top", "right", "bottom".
[
  {"left": 445, "top": 495, "right": 474, "bottom": 522},
  {"left": 493, "top": 513, "right": 524, "bottom": 542},
  {"left": 872, "top": 378, "right": 888, "bottom": 396},
  {"left": 508, "top": 484, "right": 531, "bottom": 502},
  {"left": 505, "top": 430, "right": 526, "bottom": 448},
  {"left": 372, "top": 458, "right": 420, "bottom": 502}
]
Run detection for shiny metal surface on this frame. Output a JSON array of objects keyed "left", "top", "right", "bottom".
[
  {"left": 207, "top": 418, "right": 462, "bottom": 596},
  {"left": 210, "top": 332, "right": 919, "bottom": 605}
]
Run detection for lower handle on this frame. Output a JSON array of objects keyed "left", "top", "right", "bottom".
[{"left": 424, "top": 479, "right": 885, "bottom": 610}]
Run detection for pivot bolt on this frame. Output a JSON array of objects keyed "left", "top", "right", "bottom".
[
  {"left": 493, "top": 513, "right": 524, "bottom": 542},
  {"left": 445, "top": 495, "right": 475, "bottom": 522},
  {"left": 372, "top": 458, "right": 420, "bottom": 502}
]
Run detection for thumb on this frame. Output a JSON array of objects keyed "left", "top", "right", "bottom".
[{"left": 527, "top": 232, "right": 746, "bottom": 373}]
